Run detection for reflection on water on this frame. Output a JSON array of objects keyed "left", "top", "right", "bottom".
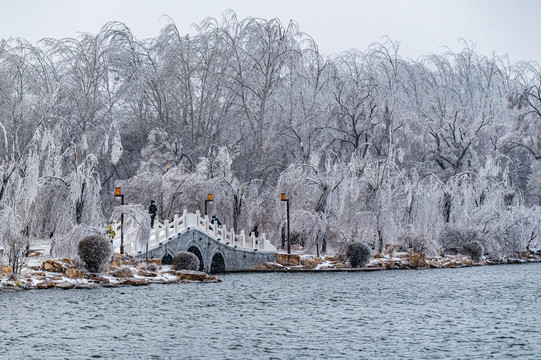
[{"left": 2, "top": 264, "right": 541, "bottom": 359}]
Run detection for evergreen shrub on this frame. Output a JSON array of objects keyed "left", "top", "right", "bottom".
[
  {"left": 346, "top": 242, "right": 371, "bottom": 268},
  {"left": 463, "top": 240, "right": 485, "bottom": 262},
  {"left": 78, "top": 235, "right": 113, "bottom": 273},
  {"left": 173, "top": 251, "right": 200, "bottom": 271},
  {"left": 440, "top": 227, "right": 483, "bottom": 253}
]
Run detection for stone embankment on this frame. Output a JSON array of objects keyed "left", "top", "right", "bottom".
[
  {"left": 244, "top": 250, "right": 541, "bottom": 272},
  {"left": 0, "top": 254, "right": 220, "bottom": 291}
]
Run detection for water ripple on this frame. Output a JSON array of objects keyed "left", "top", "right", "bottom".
[{"left": 1, "top": 264, "right": 541, "bottom": 359}]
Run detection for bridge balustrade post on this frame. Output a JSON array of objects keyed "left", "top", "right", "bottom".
[
  {"left": 158, "top": 225, "right": 163, "bottom": 243},
  {"left": 230, "top": 228, "right": 235, "bottom": 245},
  {"left": 196, "top": 210, "right": 201, "bottom": 229},
  {"left": 154, "top": 224, "right": 158, "bottom": 244},
  {"left": 203, "top": 215, "right": 209, "bottom": 234},
  {"left": 182, "top": 209, "right": 187, "bottom": 227},
  {"left": 173, "top": 214, "right": 179, "bottom": 235},
  {"left": 252, "top": 234, "right": 255, "bottom": 249},
  {"left": 164, "top": 219, "right": 170, "bottom": 239},
  {"left": 241, "top": 230, "right": 245, "bottom": 248}
]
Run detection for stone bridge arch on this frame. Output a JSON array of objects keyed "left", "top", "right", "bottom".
[
  {"left": 161, "top": 252, "right": 173, "bottom": 265},
  {"left": 210, "top": 251, "right": 226, "bottom": 274},
  {"left": 187, "top": 245, "right": 205, "bottom": 272},
  {"left": 137, "top": 227, "right": 276, "bottom": 272}
]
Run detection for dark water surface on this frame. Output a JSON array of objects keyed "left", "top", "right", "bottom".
[{"left": 1, "top": 264, "right": 541, "bottom": 359}]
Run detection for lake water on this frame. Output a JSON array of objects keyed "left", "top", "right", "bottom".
[{"left": 1, "top": 264, "right": 541, "bottom": 359}]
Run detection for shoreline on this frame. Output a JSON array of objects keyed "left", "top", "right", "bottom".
[
  {"left": 243, "top": 250, "right": 541, "bottom": 272},
  {"left": 0, "top": 255, "right": 220, "bottom": 291},
  {"left": 228, "top": 258, "right": 541, "bottom": 273},
  {"left": 2, "top": 251, "right": 541, "bottom": 291}
]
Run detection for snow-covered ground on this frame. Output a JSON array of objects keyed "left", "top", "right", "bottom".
[
  {"left": 254, "top": 250, "right": 541, "bottom": 271},
  {"left": 0, "top": 254, "right": 220, "bottom": 291},
  {"left": 3, "top": 249, "right": 541, "bottom": 290}
]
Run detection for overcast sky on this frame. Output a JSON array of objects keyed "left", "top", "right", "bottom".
[{"left": 1, "top": 0, "right": 540, "bottom": 64}]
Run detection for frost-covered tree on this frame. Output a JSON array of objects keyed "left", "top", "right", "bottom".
[
  {"left": 0, "top": 206, "right": 27, "bottom": 274},
  {"left": 1, "top": 13, "right": 541, "bottom": 258},
  {"left": 110, "top": 203, "right": 151, "bottom": 252},
  {"left": 51, "top": 224, "right": 103, "bottom": 261}
]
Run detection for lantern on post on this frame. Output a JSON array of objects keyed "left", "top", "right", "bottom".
[
  {"left": 281, "top": 193, "right": 291, "bottom": 254},
  {"left": 114, "top": 187, "right": 125, "bottom": 254},
  {"left": 205, "top": 194, "right": 213, "bottom": 216}
]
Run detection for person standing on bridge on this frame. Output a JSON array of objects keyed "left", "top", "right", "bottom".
[
  {"left": 250, "top": 225, "right": 260, "bottom": 245},
  {"left": 149, "top": 200, "right": 158, "bottom": 228},
  {"left": 211, "top": 215, "right": 221, "bottom": 228}
]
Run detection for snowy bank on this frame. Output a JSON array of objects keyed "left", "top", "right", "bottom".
[
  {"left": 0, "top": 254, "right": 220, "bottom": 291},
  {"left": 241, "top": 250, "right": 541, "bottom": 272}
]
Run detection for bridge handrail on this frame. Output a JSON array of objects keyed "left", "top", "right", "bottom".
[{"left": 112, "top": 210, "right": 276, "bottom": 255}]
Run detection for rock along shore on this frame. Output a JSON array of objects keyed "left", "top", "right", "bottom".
[
  {"left": 0, "top": 254, "right": 220, "bottom": 291},
  {"left": 240, "top": 250, "right": 541, "bottom": 272}
]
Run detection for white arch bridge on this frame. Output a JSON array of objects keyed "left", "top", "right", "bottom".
[{"left": 112, "top": 210, "right": 277, "bottom": 273}]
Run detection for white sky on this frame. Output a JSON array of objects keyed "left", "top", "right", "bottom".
[{"left": 1, "top": 0, "right": 540, "bottom": 64}]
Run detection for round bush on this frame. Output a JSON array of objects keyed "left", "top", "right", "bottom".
[
  {"left": 463, "top": 241, "right": 484, "bottom": 262},
  {"left": 346, "top": 242, "right": 371, "bottom": 268},
  {"left": 400, "top": 234, "right": 429, "bottom": 253},
  {"left": 440, "top": 227, "right": 483, "bottom": 254},
  {"left": 78, "top": 235, "right": 113, "bottom": 273},
  {"left": 173, "top": 251, "right": 200, "bottom": 271}
]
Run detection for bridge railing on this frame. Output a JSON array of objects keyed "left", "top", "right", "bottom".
[{"left": 112, "top": 210, "right": 276, "bottom": 255}]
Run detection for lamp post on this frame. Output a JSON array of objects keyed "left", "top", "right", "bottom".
[
  {"left": 281, "top": 193, "right": 291, "bottom": 254},
  {"left": 114, "top": 187, "right": 125, "bottom": 254},
  {"left": 205, "top": 194, "right": 213, "bottom": 216}
]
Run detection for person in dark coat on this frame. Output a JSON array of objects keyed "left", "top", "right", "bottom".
[
  {"left": 149, "top": 200, "right": 157, "bottom": 228},
  {"left": 250, "top": 225, "right": 259, "bottom": 238},
  {"left": 211, "top": 215, "right": 221, "bottom": 228}
]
